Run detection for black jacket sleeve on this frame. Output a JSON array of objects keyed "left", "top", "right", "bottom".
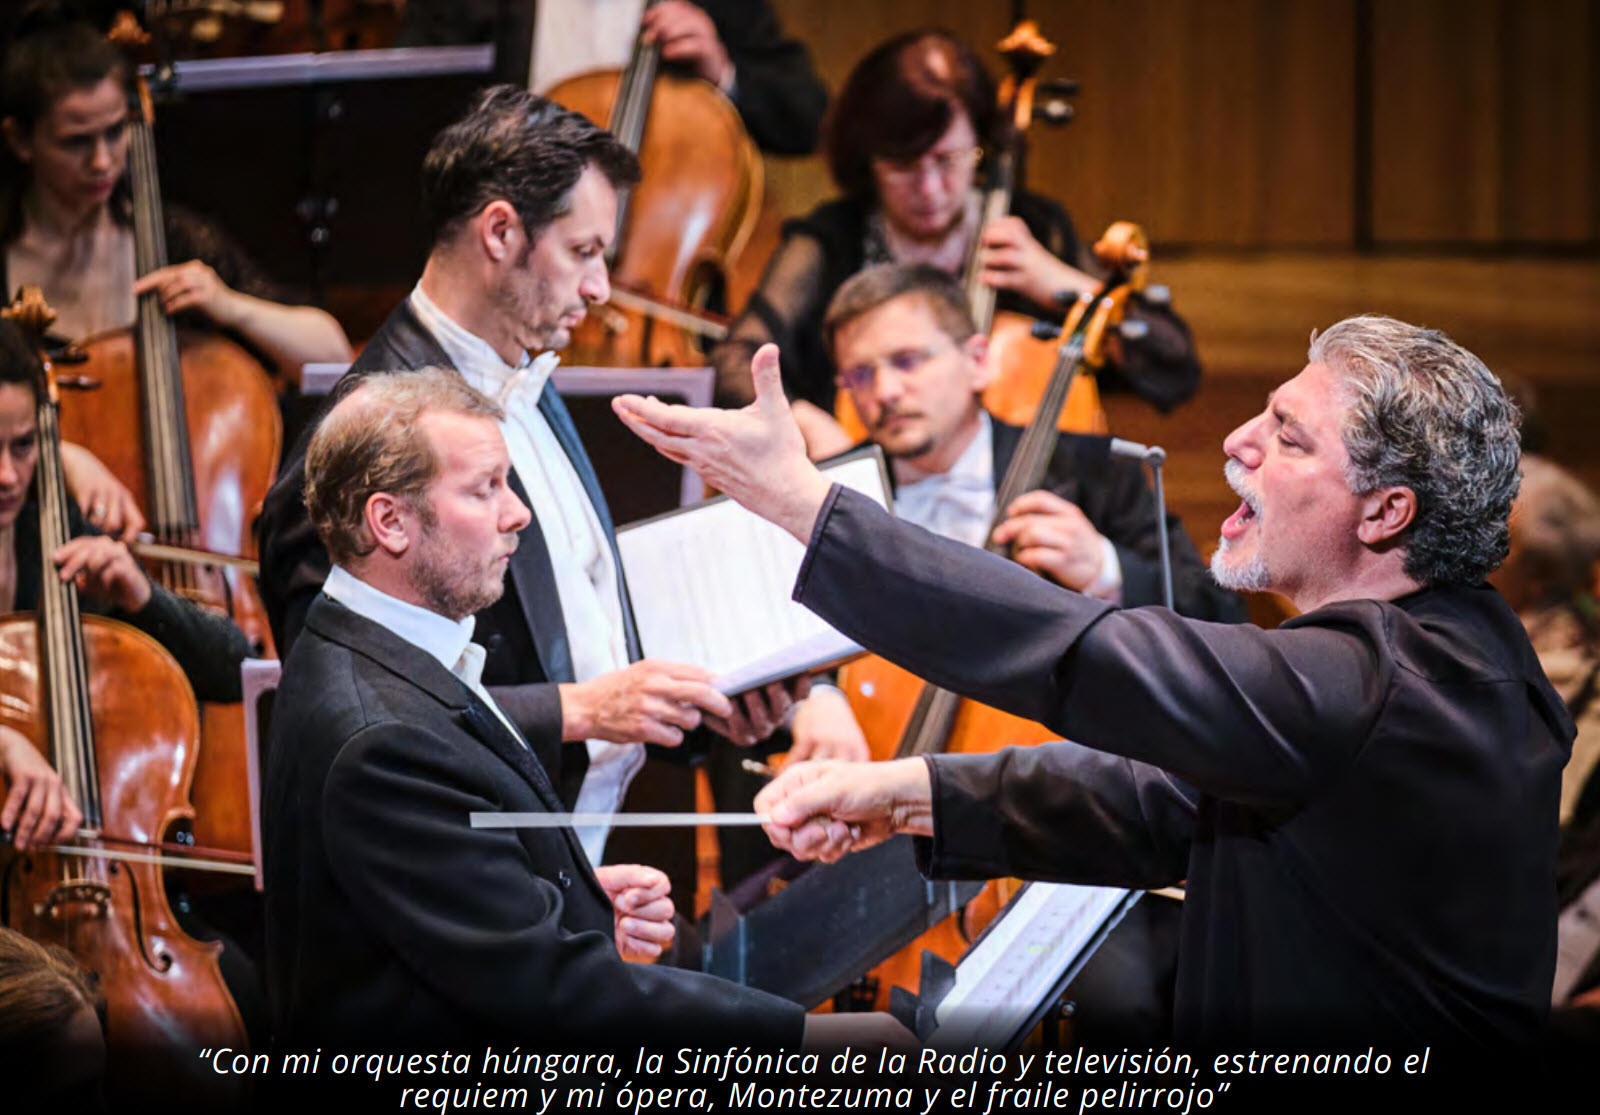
[
  {"left": 1010, "top": 192, "right": 1201, "bottom": 412},
  {"left": 700, "top": 0, "right": 827, "bottom": 155},
  {"left": 796, "top": 487, "right": 1386, "bottom": 809},
  {"left": 921, "top": 741, "right": 1198, "bottom": 888}
]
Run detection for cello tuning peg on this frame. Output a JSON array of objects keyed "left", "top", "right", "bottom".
[
  {"left": 1037, "top": 80, "right": 1079, "bottom": 127},
  {"left": 1141, "top": 284, "right": 1172, "bottom": 307},
  {"left": 1118, "top": 319, "right": 1150, "bottom": 343},
  {"left": 1038, "top": 100, "right": 1075, "bottom": 127},
  {"left": 1030, "top": 320, "right": 1063, "bottom": 341}
]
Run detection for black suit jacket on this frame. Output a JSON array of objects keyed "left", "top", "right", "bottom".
[
  {"left": 257, "top": 299, "right": 638, "bottom": 805},
  {"left": 398, "top": 0, "right": 827, "bottom": 155},
  {"left": 262, "top": 594, "right": 802, "bottom": 1045},
  {"left": 988, "top": 420, "right": 1244, "bottom": 621},
  {"left": 799, "top": 487, "right": 1572, "bottom": 1049}
]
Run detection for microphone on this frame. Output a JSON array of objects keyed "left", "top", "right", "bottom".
[{"left": 1069, "top": 435, "right": 1175, "bottom": 610}]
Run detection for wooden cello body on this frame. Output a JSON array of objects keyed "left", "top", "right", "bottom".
[
  {"left": 0, "top": 294, "right": 246, "bottom": 1104},
  {"left": 0, "top": 617, "right": 246, "bottom": 1103},
  {"left": 547, "top": 0, "right": 767, "bottom": 368},
  {"left": 55, "top": 74, "right": 280, "bottom": 859}
]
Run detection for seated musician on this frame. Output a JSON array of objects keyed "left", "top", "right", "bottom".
[
  {"left": 784, "top": 263, "right": 1244, "bottom": 762},
  {"left": 711, "top": 29, "right": 1201, "bottom": 456},
  {"left": 0, "top": 15, "right": 351, "bottom": 399},
  {"left": 264, "top": 365, "right": 904, "bottom": 1047},
  {"left": 401, "top": 0, "right": 829, "bottom": 156},
  {"left": 0, "top": 314, "right": 250, "bottom": 852}
]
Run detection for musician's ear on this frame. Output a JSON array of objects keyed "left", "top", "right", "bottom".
[
  {"left": 364, "top": 491, "right": 414, "bottom": 558},
  {"left": 965, "top": 331, "right": 995, "bottom": 394},
  {"left": 478, "top": 200, "right": 521, "bottom": 263},
  {"left": 1, "top": 117, "right": 30, "bottom": 163}
]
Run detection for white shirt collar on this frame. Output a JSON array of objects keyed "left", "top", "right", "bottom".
[
  {"left": 323, "top": 564, "right": 477, "bottom": 679},
  {"left": 408, "top": 283, "right": 560, "bottom": 406}
]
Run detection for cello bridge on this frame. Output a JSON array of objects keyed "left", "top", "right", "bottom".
[{"left": 37, "top": 881, "right": 113, "bottom": 921}]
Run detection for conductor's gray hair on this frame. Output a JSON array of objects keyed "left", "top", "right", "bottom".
[{"left": 1312, "top": 315, "right": 1522, "bottom": 587}]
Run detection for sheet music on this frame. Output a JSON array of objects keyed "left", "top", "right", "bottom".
[
  {"left": 930, "top": 883, "right": 1132, "bottom": 1048},
  {"left": 617, "top": 450, "right": 891, "bottom": 693}
]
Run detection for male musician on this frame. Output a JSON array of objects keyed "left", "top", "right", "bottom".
[
  {"left": 264, "top": 367, "right": 900, "bottom": 1047},
  {"left": 257, "top": 86, "right": 782, "bottom": 870},
  {"left": 783, "top": 263, "right": 1242, "bottom": 761},
  {"left": 400, "top": 0, "right": 828, "bottom": 155},
  {"left": 0, "top": 315, "right": 250, "bottom": 851},
  {"left": 614, "top": 317, "right": 1572, "bottom": 1051}
]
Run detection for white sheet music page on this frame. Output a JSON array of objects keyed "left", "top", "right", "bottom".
[
  {"left": 616, "top": 449, "right": 891, "bottom": 694},
  {"left": 930, "top": 883, "right": 1132, "bottom": 1048}
]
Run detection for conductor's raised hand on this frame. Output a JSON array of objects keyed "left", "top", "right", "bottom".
[
  {"left": 753, "top": 757, "right": 934, "bottom": 863},
  {"left": 613, "top": 344, "right": 832, "bottom": 542}
]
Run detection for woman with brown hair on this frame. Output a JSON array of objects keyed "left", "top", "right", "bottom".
[
  {"left": 0, "top": 927, "right": 105, "bottom": 1107},
  {"left": 711, "top": 29, "right": 1201, "bottom": 455}
]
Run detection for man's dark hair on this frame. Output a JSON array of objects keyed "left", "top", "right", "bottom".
[
  {"left": 824, "top": 30, "right": 999, "bottom": 202},
  {"left": 823, "top": 263, "right": 978, "bottom": 355},
  {"left": 421, "top": 85, "right": 640, "bottom": 246}
]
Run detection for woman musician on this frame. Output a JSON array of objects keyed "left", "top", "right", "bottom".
[
  {"left": 711, "top": 29, "right": 1203, "bottom": 457},
  {"left": 0, "top": 314, "right": 251, "bottom": 851},
  {"left": 0, "top": 12, "right": 352, "bottom": 534}
]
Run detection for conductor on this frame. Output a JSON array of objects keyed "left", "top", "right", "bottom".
[{"left": 613, "top": 317, "right": 1573, "bottom": 1051}]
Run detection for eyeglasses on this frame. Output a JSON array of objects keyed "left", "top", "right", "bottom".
[
  {"left": 835, "top": 343, "right": 953, "bottom": 392},
  {"left": 873, "top": 146, "right": 983, "bottom": 185}
]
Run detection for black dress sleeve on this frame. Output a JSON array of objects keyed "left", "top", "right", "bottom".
[
  {"left": 1010, "top": 191, "right": 1202, "bottom": 413},
  {"left": 699, "top": 0, "right": 828, "bottom": 155}
]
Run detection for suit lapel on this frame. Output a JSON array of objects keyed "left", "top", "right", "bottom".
[
  {"left": 535, "top": 388, "right": 642, "bottom": 660},
  {"left": 306, "top": 596, "right": 596, "bottom": 868},
  {"left": 505, "top": 468, "right": 574, "bottom": 683}
]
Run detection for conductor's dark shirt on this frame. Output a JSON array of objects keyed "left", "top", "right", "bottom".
[{"left": 797, "top": 486, "right": 1572, "bottom": 1049}]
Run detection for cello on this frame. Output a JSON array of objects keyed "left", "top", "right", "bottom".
[
  {"left": 834, "top": 224, "right": 1150, "bottom": 1010},
  {"left": 0, "top": 289, "right": 248, "bottom": 1107},
  {"left": 546, "top": 0, "right": 768, "bottom": 368},
  {"left": 55, "top": 57, "right": 281, "bottom": 861}
]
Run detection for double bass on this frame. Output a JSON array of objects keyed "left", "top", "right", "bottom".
[
  {"left": 547, "top": 0, "right": 768, "bottom": 368},
  {"left": 56, "top": 61, "right": 281, "bottom": 860},
  {"left": 0, "top": 290, "right": 248, "bottom": 1106},
  {"left": 834, "top": 224, "right": 1151, "bottom": 1011}
]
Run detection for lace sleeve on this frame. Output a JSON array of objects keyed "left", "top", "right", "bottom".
[{"left": 711, "top": 231, "right": 830, "bottom": 408}]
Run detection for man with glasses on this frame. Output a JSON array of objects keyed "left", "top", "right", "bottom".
[
  {"left": 783, "top": 263, "right": 1242, "bottom": 766},
  {"left": 710, "top": 30, "right": 1202, "bottom": 460}
]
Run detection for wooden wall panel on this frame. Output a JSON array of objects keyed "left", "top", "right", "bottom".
[
  {"left": 767, "top": 0, "right": 1357, "bottom": 248},
  {"left": 770, "top": 0, "right": 1599, "bottom": 250},
  {"left": 1371, "top": 0, "right": 1599, "bottom": 245},
  {"left": 1046, "top": 0, "right": 1355, "bottom": 247}
]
